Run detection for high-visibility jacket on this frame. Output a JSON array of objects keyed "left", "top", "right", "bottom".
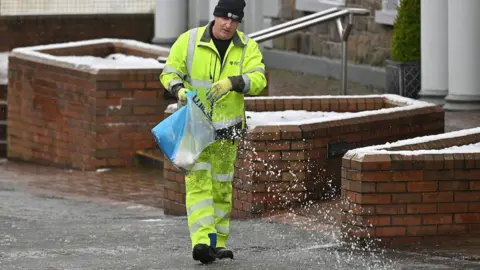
[{"left": 160, "top": 22, "right": 267, "bottom": 139}]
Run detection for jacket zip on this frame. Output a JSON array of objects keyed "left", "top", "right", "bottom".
[
  {"left": 201, "top": 42, "right": 240, "bottom": 144},
  {"left": 201, "top": 43, "right": 233, "bottom": 82}
]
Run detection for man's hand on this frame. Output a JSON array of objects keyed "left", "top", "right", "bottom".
[
  {"left": 207, "top": 78, "right": 232, "bottom": 102},
  {"left": 177, "top": 88, "right": 190, "bottom": 106}
]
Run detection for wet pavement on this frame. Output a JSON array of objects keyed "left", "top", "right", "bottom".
[
  {"left": 444, "top": 111, "right": 480, "bottom": 132},
  {"left": 2, "top": 166, "right": 480, "bottom": 269},
  {"left": 0, "top": 161, "right": 165, "bottom": 209}
]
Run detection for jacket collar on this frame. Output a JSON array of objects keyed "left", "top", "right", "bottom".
[{"left": 199, "top": 21, "right": 246, "bottom": 47}]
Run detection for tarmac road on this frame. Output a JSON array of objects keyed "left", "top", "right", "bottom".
[{"left": 1, "top": 181, "right": 480, "bottom": 270}]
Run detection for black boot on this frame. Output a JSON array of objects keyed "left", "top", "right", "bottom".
[
  {"left": 215, "top": 247, "right": 234, "bottom": 260},
  {"left": 192, "top": 244, "right": 216, "bottom": 264}
]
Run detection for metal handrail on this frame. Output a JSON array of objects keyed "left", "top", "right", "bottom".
[
  {"left": 249, "top": 8, "right": 370, "bottom": 95},
  {"left": 248, "top": 7, "right": 340, "bottom": 39}
]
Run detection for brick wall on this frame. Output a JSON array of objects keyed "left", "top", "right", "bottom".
[
  {"left": 341, "top": 128, "right": 480, "bottom": 246},
  {"left": 94, "top": 71, "right": 169, "bottom": 169},
  {"left": 7, "top": 41, "right": 172, "bottom": 170},
  {"left": 0, "top": 14, "right": 154, "bottom": 51},
  {"left": 270, "top": 0, "right": 393, "bottom": 66},
  {"left": 162, "top": 95, "right": 445, "bottom": 219},
  {"left": 8, "top": 56, "right": 96, "bottom": 169},
  {"left": 0, "top": 83, "right": 7, "bottom": 157},
  {"left": 163, "top": 160, "right": 187, "bottom": 216}
]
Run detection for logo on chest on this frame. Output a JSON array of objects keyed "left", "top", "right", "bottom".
[{"left": 229, "top": 61, "right": 240, "bottom": 66}]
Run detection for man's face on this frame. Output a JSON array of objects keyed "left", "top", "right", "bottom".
[{"left": 212, "top": 16, "right": 240, "bottom": 40}]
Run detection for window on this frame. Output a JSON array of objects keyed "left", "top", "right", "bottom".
[
  {"left": 375, "top": 0, "right": 400, "bottom": 25},
  {"left": 295, "top": 0, "right": 346, "bottom": 12}
]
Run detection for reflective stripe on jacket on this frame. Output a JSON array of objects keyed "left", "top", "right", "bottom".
[{"left": 160, "top": 22, "right": 267, "bottom": 138}]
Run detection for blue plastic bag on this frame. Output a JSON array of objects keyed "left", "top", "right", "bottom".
[{"left": 151, "top": 90, "right": 216, "bottom": 173}]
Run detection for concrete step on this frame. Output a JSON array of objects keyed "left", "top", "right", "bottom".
[
  {"left": 0, "top": 100, "right": 6, "bottom": 122},
  {"left": 0, "top": 83, "right": 6, "bottom": 101},
  {"left": 0, "top": 139, "right": 6, "bottom": 157},
  {"left": 133, "top": 149, "right": 164, "bottom": 168},
  {"left": 0, "top": 120, "right": 5, "bottom": 141}
]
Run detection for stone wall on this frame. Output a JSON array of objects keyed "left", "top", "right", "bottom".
[{"left": 267, "top": 0, "right": 394, "bottom": 66}]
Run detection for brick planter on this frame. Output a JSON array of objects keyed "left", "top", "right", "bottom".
[
  {"left": 7, "top": 39, "right": 172, "bottom": 170},
  {"left": 341, "top": 127, "right": 480, "bottom": 246},
  {"left": 162, "top": 95, "right": 445, "bottom": 218}
]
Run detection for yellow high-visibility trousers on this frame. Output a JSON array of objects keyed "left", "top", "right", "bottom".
[{"left": 185, "top": 139, "right": 238, "bottom": 249}]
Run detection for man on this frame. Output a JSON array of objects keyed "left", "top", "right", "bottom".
[{"left": 159, "top": 0, "right": 267, "bottom": 264}]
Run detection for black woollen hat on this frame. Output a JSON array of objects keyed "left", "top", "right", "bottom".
[{"left": 213, "top": 0, "right": 246, "bottom": 22}]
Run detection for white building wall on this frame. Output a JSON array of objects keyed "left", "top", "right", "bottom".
[
  {"left": 418, "top": 0, "right": 448, "bottom": 104},
  {"left": 444, "top": 0, "right": 480, "bottom": 110},
  {"left": 188, "top": 0, "right": 210, "bottom": 28}
]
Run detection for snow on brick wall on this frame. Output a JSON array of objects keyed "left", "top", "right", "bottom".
[{"left": 341, "top": 127, "right": 480, "bottom": 245}]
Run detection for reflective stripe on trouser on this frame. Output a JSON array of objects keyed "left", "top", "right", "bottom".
[{"left": 185, "top": 139, "right": 238, "bottom": 249}]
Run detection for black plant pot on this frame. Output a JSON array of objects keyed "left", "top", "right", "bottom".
[{"left": 385, "top": 59, "right": 421, "bottom": 99}]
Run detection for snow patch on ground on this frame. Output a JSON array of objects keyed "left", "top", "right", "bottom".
[{"left": 347, "top": 127, "right": 480, "bottom": 156}]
